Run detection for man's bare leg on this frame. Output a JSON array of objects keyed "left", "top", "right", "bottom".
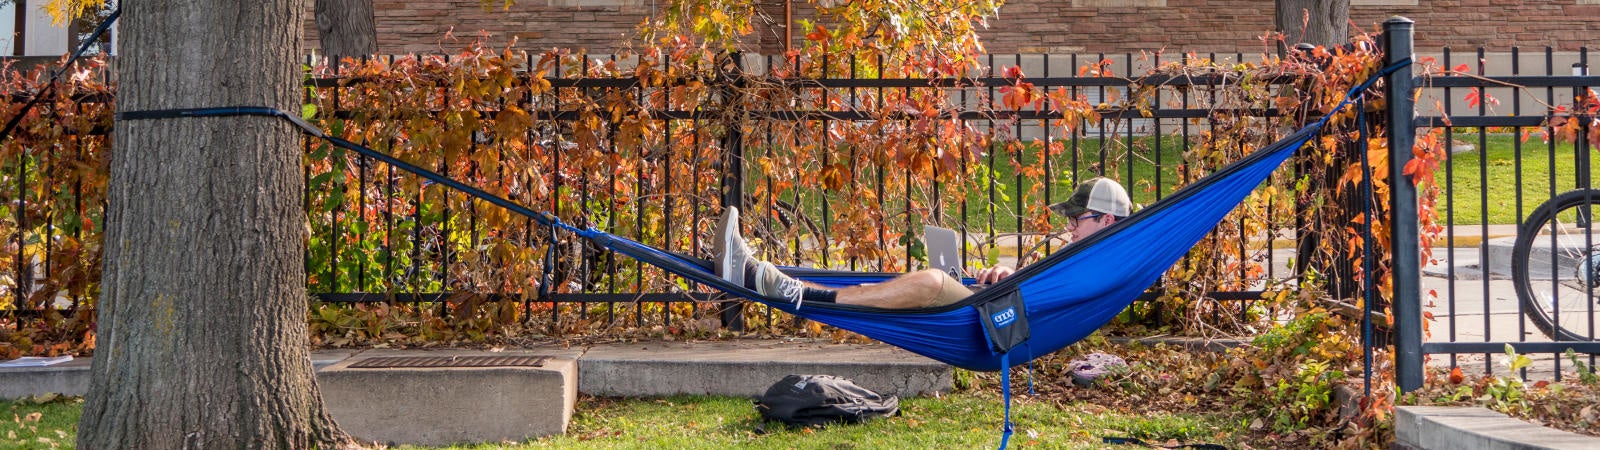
[
  {"left": 718, "top": 207, "right": 973, "bottom": 308},
  {"left": 834, "top": 269, "right": 973, "bottom": 309}
]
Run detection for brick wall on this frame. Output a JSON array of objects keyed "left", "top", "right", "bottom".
[
  {"left": 306, "top": 1, "right": 1600, "bottom": 56},
  {"left": 304, "top": 1, "right": 656, "bottom": 55},
  {"left": 985, "top": 0, "right": 1600, "bottom": 54}
]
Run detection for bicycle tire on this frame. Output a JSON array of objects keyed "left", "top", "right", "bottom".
[{"left": 1511, "top": 188, "right": 1600, "bottom": 341}]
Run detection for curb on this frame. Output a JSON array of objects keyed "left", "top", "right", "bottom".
[{"left": 1395, "top": 405, "right": 1600, "bottom": 450}]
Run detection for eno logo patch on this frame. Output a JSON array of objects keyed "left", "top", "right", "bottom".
[{"left": 990, "top": 307, "right": 1017, "bottom": 328}]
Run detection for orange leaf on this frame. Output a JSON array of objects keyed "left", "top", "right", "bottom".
[
  {"left": 805, "top": 25, "right": 828, "bottom": 42},
  {"left": 1448, "top": 367, "right": 1464, "bottom": 384}
]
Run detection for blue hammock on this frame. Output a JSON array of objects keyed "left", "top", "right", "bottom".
[
  {"left": 111, "top": 61, "right": 1401, "bottom": 375},
  {"left": 115, "top": 100, "right": 1314, "bottom": 373},
  {"left": 583, "top": 123, "right": 1317, "bottom": 371},
  {"left": 569, "top": 122, "right": 1320, "bottom": 450},
  {"left": 570, "top": 60, "right": 1410, "bottom": 376},
  {"left": 118, "top": 101, "right": 1321, "bottom": 373}
]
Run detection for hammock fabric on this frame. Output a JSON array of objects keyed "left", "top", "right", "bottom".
[
  {"left": 585, "top": 123, "right": 1318, "bottom": 371},
  {"left": 571, "top": 121, "right": 1322, "bottom": 450},
  {"left": 115, "top": 94, "right": 1324, "bottom": 375},
  {"left": 575, "top": 59, "right": 1410, "bottom": 376}
]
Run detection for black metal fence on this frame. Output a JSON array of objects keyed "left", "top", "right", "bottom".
[
  {"left": 2, "top": 50, "right": 1313, "bottom": 333},
  {"left": 11, "top": 29, "right": 1599, "bottom": 384},
  {"left": 1385, "top": 19, "right": 1600, "bottom": 387}
]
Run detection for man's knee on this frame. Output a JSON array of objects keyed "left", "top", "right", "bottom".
[
  {"left": 928, "top": 267, "right": 972, "bottom": 305},
  {"left": 911, "top": 269, "right": 972, "bottom": 308}
]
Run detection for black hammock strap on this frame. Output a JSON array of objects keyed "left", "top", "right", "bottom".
[{"left": 115, "top": 106, "right": 772, "bottom": 303}]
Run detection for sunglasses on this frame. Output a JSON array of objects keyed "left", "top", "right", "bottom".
[{"left": 1070, "top": 212, "right": 1104, "bottom": 227}]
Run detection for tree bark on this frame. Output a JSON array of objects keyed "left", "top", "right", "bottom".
[
  {"left": 1275, "top": 0, "right": 1350, "bottom": 48},
  {"left": 315, "top": 0, "right": 377, "bottom": 63},
  {"left": 1278, "top": 0, "right": 1361, "bottom": 301},
  {"left": 79, "top": 1, "right": 353, "bottom": 448}
]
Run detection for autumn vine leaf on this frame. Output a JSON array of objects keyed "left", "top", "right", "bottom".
[{"left": 1464, "top": 87, "right": 1498, "bottom": 109}]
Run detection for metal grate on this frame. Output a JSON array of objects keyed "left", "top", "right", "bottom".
[{"left": 348, "top": 355, "right": 548, "bottom": 368}]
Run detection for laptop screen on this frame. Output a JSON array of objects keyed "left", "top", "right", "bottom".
[{"left": 923, "top": 225, "right": 963, "bottom": 278}]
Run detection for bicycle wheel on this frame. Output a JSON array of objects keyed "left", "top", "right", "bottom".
[{"left": 1511, "top": 189, "right": 1600, "bottom": 341}]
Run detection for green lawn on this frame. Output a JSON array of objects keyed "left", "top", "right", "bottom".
[
  {"left": 966, "top": 132, "right": 1600, "bottom": 228},
  {"left": 452, "top": 392, "right": 1252, "bottom": 449},
  {"left": 5, "top": 393, "right": 1256, "bottom": 449},
  {"left": 1435, "top": 132, "right": 1591, "bottom": 226},
  {"left": 957, "top": 135, "right": 1188, "bottom": 232},
  {"left": 777, "top": 132, "right": 1597, "bottom": 231},
  {"left": 1, "top": 396, "right": 80, "bottom": 450},
  {"left": 763, "top": 135, "right": 1189, "bottom": 236}
]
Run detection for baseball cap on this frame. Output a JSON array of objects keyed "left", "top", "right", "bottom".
[{"left": 1049, "top": 177, "right": 1131, "bottom": 218}]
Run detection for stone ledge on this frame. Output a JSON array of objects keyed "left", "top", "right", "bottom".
[
  {"left": 1396, "top": 405, "right": 1600, "bottom": 450},
  {"left": 318, "top": 350, "right": 577, "bottom": 446},
  {"left": 0, "top": 358, "right": 91, "bottom": 399},
  {"left": 577, "top": 341, "right": 951, "bottom": 398}
]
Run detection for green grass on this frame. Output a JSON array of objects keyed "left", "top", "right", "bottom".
[
  {"left": 957, "top": 132, "right": 1600, "bottom": 229},
  {"left": 774, "top": 132, "right": 1599, "bottom": 232},
  {"left": 959, "top": 135, "right": 1188, "bottom": 231},
  {"left": 1434, "top": 132, "right": 1592, "bottom": 225},
  {"left": 1, "top": 396, "right": 81, "bottom": 450},
  {"left": 432, "top": 393, "right": 1253, "bottom": 449},
  {"left": 8, "top": 393, "right": 1255, "bottom": 449},
  {"left": 764, "top": 136, "right": 1189, "bottom": 236}
]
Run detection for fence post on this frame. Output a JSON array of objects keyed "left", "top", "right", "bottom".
[
  {"left": 1384, "top": 16, "right": 1424, "bottom": 392},
  {"left": 719, "top": 52, "right": 748, "bottom": 332}
]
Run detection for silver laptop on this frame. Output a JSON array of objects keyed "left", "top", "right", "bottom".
[{"left": 923, "top": 225, "right": 964, "bottom": 278}]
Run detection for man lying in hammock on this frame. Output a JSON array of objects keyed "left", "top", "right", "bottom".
[{"left": 714, "top": 177, "right": 1133, "bottom": 309}]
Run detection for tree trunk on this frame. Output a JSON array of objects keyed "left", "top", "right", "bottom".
[
  {"left": 1275, "top": 0, "right": 1350, "bottom": 47},
  {"left": 79, "top": 1, "right": 353, "bottom": 448},
  {"left": 315, "top": 0, "right": 377, "bottom": 63},
  {"left": 1279, "top": 0, "right": 1361, "bottom": 301}
]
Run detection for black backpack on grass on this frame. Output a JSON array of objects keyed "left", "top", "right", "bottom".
[{"left": 754, "top": 374, "right": 899, "bottom": 427}]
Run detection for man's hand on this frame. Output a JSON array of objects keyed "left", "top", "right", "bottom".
[{"left": 973, "top": 266, "right": 1015, "bottom": 284}]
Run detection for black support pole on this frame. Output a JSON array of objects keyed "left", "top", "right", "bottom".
[
  {"left": 1385, "top": 17, "right": 1424, "bottom": 392},
  {"left": 719, "top": 52, "right": 747, "bottom": 332}
]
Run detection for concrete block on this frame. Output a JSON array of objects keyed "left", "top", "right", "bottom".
[
  {"left": 0, "top": 358, "right": 91, "bottom": 399},
  {"left": 578, "top": 341, "right": 951, "bottom": 398},
  {"left": 318, "top": 351, "right": 576, "bottom": 446},
  {"left": 1396, "top": 405, "right": 1600, "bottom": 450}
]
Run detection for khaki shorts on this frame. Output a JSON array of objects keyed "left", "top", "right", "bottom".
[{"left": 927, "top": 273, "right": 975, "bottom": 308}]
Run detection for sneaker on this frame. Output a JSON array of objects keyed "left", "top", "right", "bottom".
[
  {"left": 713, "top": 206, "right": 753, "bottom": 288},
  {"left": 754, "top": 261, "right": 805, "bottom": 307}
]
